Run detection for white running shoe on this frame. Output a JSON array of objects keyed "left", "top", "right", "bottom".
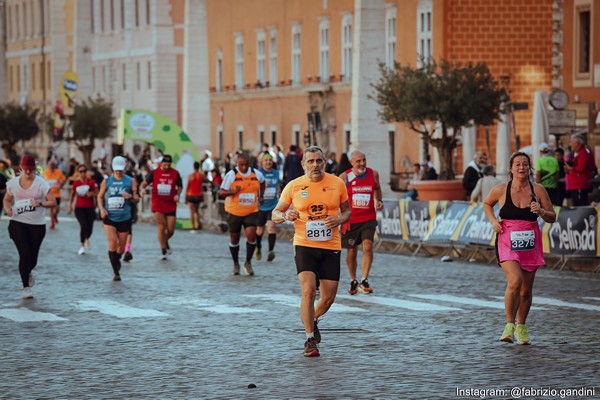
[
  {"left": 78, "top": 247, "right": 86, "bottom": 255},
  {"left": 22, "top": 287, "right": 33, "bottom": 299}
]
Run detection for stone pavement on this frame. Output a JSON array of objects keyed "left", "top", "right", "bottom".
[{"left": 0, "top": 217, "right": 599, "bottom": 399}]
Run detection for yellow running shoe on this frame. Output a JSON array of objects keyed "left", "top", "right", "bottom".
[
  {"left": 499, "top": 323, "right": 515, "bottom": 343},
  {"left": 514, "top": 324, "right": 530, "bottom": 345}
]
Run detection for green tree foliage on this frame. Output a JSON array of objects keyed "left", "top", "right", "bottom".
[
  {"left": 70, "top": 96, "right": 116, "bottom": 166},
  {"left": 371, "top": 59, "right": 505, "bottom": 180},
  {"left": 0, "top": 103, "right": 41, "bottom": 163}
]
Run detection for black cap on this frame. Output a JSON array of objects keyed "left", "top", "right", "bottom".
[{"left": 162, "top": 155, "right": 173, "bottom": 163}]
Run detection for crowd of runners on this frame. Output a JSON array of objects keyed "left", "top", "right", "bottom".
[{"left": 2, "top": 145, "right": 554, "bottom": 356}]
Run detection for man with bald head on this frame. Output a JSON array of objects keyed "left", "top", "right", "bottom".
[
  {"left": 338, "top": 150, "right": 384, "bottom": 295},
  {"left": 462, "top": 151, "right": 487, "bottom": 199}
]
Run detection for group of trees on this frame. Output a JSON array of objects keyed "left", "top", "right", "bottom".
[{"left": 0, "top": 97, "right": 116, "bottom": 167}]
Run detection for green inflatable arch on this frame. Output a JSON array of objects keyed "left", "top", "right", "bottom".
[{"left": 118, "top": 109, "right": 201, "bottom": 229}]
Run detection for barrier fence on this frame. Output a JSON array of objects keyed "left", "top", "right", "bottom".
[{"left": 377, "top": 199, "right": 600, "bottom": 272}]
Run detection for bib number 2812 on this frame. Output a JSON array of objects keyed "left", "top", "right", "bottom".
[{"left": 306, "top": 221, "right": 332, "bottom": 241}]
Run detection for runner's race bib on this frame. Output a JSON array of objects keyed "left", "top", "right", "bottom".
[
  {"left": 238, "top": 193, "right": 255, "bottom": 205},
  {"left": 47, "top": 179, "right": 57, "bottom": 187},
  {"left": 76, "top": 185, "right": 90, "bottom": 196},
  {"left": 14, "top": 198, "right": 35, "bottom": 215},
  {"left": 510, "top": 230, "right": 535, "bottom": 251},
  {"left": 107, "top": 197, "right": 125, "bottom": 210},
  {"left": 306, "top": 220, "right": 333, "bottom": 241},
  {"left": 264, "top": 187, "right": 276, "bottom": 200},
  {"left": 352, "top": 193, "right": 371, "bottom": 209},
  {"left": 157, "top": 184, "right": 172, "bottom": 196}
]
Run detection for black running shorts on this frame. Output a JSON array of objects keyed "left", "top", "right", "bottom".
[
  {"left": 257, "top": 209, "right": 274, "bottom": 226},
  {"left": 103, "top": 218, "right": 133, "bottom": 233},
  {"left": 227, "top": 212, "right": 259, "bottom": 233},
  {"left": 294, "top": 245, "right": 341, "bottom": 281},
  {"left": 341, "top": 219, "right": 378, "bottom": 248}
]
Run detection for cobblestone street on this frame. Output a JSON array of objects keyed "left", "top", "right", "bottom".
[{"left": 1, "top": 217, "right": 599, "bottom": 399}]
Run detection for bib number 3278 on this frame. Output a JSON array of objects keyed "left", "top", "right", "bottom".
[
  {"left": 510, "top": 230, "right": 535, "bottom": 251},
  {"left": 306, "top": 221, "right": 332, "bottom": 241}
]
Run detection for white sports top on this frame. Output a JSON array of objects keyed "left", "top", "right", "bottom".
[{"left": 6, "top": 175, "right": 51, "bottom": 225}]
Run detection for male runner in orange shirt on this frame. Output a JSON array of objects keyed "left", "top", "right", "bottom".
[{"left": 272, "top": 146, "right": 351, "bottom": 357}]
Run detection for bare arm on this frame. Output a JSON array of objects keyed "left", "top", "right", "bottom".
[
  {"left": 272, "top": 199, "right": 292, "bottom": 224},
  {"left": 68, "top": 187, "right": 76, "bottom": 213},
  {"left": 373, "top": 170, "right": 384, "bottom": 210},
  {"left": 3, "top": 191, "right": 13, "bottom": 218},
  {"left": 531, "top": 184, "right": 556, "bottom": 224},
  {"left": 97, "top": 180, "right": 108, "bottom": 219},
  {"left": 483, "top": 183, "right": 505, "bottom": 233}
]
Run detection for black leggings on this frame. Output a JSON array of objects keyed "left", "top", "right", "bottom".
[
  {"left": 8, "top": 220, "right": 46, "bottom": 288},
  {"left": 75, "top": 207, "right": 96, "bottom": 243}
]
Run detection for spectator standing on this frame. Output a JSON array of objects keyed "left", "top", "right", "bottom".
[
  {"left": 283, "top": 145, "right": 303, "bottom": 186},
  {"left": 554, "top": 148, "right": 567, "bottom": 206},
  {"left": 535, "top": 143, "right": 560, "bottom": 206},
  {"left": 335, "top": 153, "right": 352, "bottom": 176},
  {"left": 463, "top": 151, "right": 487, "bottom": 198},
  {"left": 201, "top": 150, "right": 215, "bottom": 181},
  {"left": 325, "top": 152, "right": 338, "bottom": 174},
  {"left": 565, "top": 134, "right": 596, "bottom": 206},
  {"left": 470, "top": 165, "right": 502, "bottom": 202}
]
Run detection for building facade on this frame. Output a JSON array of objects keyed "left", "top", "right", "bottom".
[
  {"left": 1, "top": 0, "right": 188, "bottom": 163},
  {"left": 2, "top": 0, "right": 599, "bottom": 187}
]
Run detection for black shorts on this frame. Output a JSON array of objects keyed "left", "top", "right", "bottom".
[
  {"left": 186, "top": 195, "right": 203, "bottom": 204},
  {"left": 341, "top": 219, "right": 378, "bottom": 248},
  {"left": 257, "top": 209, "right": 274, "bottom": 226},
  {"left": 154, "top": 210, "right": 177, "bottom": 217},
  {"left": 227, "top": 212, "right": 259, "bottom": 233},
  {"left": 55, "top": 198, "right": 61, "bottom": 206},
  {"left": 103, "top": 218, "right": 132, "bottom": 233},
  {"left": 294, "top": 245, "right": 341, "bottom": 281}
]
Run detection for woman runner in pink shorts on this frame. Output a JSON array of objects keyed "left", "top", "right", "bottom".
[{"left": 483, "top": 152, "right": 556, "bottom": 345}]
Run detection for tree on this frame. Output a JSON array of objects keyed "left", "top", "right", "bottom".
[
  {"left": 70, "top": 96, "right": 116, "bottom": 166},
  {"left": 0, "top": 103, "right": 41, "bottom": 163},
  {"left": 371, "top": 59, "right": 505, "bottom": 180}
]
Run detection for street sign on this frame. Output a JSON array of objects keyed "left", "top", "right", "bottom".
[{"left": 548, "top": 109, "right": 576, "bottom": 135}]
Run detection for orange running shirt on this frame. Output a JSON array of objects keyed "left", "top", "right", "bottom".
[
  {"left": 280, "top": 174, "right": 348, "bottom": 250},
  {"left": 224, "top": 169, "right": 262, "bottom": 216},
  {"left": 42, "top": 168, "right": 66, "bottom": 199}
]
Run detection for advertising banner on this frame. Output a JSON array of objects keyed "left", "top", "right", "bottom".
[
  {"left": 118, "top": 109, "right": 200, "bottom": 228},
  {"left": 400, "top": 200, "right": 448, "bottom": 242},
  {"left": 376, "top": 199, "right": 402, "bottom": 239},
  {"left": 546, "top": 206, "right": 598, "bottom": 256},
  {"left": 451, "top": 203, "right": 497, "bottom": 246},
  {"left": 425, "top": 201, "right": 469, "bottom": 243}
]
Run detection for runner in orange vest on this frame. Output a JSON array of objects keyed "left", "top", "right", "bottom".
[{"left": 219, "top": 152, "right": 266, "bottom": 276}]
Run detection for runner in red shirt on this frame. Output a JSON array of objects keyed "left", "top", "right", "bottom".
[
  {"left": 140, "top": 155, "right": 183, "bottom": 259},
  {"left": 67, "top": 165, "right": 98, "bottom": 255},
  {"left": 185, "top": 161, "right": 205, "bottom": 231}
]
